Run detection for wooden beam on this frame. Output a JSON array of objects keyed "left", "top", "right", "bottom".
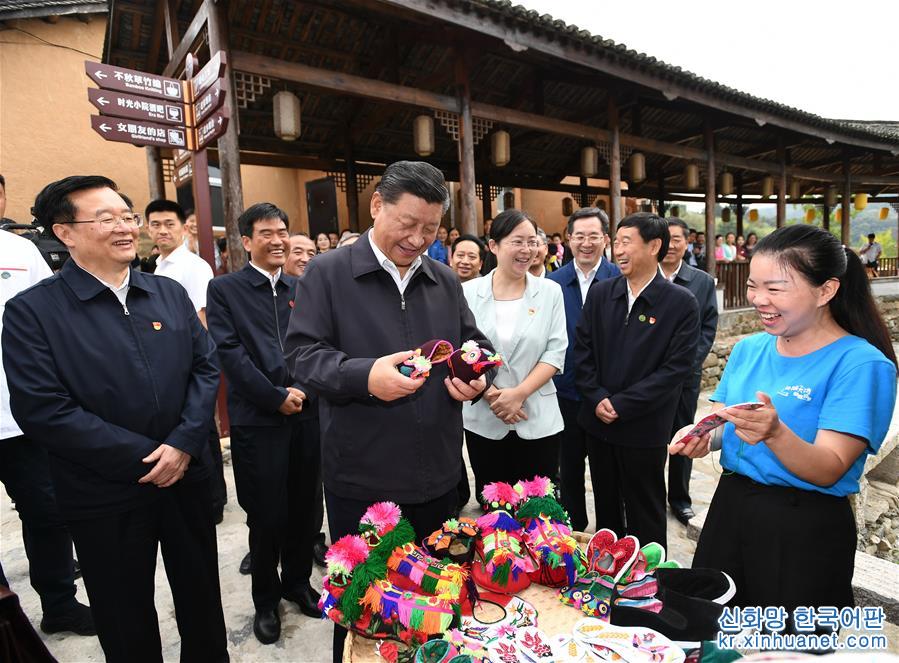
[
  {"left": 735, "top": 173, "right": 744, "bottom": 237},
  {"left": 704, "top": 123, "right": 716, "bottom": 273},
  {"left": 379, "top": 0, "right": 899, "bottom": 154},
  {"left": 608, "top": 97, "right": 621, "bottom": 241},
  {"left": 207, "top": 0, "right": 246, "bottom": 270},
  {"left": 162, "top": 0, "right": 209, "bottom": 78},
  {"left": 455, "top": 49, "right": 478, "bottom": 236},
  {"left": 163, "top": 0, "right": 179, "bottom": 57},
  {"left": 146, "top": 0, "right": 166, "bottom": 73},
  {"left": 344, "top": 138, "right": 360, "bottom": 232}
]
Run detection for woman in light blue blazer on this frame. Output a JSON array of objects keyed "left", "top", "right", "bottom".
[{"left": 461, "top": 209, "right": 568, "bottom": 503}]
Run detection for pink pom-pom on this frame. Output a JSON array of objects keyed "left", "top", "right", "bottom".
[
  {"left": 481, "top": 481, "right": 520, "bottom": 507},
  {"left": 360, "top": 501, "right": 402, "bottom": 536},
  {"left": 517, "top": 475, "right": 553, "bottom": 499},
  {"left": 325, "top": 535, "right": 370, "bottom": 576}
]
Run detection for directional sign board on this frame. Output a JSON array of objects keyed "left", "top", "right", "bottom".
[
  {"left": 195, "top": 109, "right": 229, "bottom": 150},
  {"left": 85, "top": 61, "right": 185, "bottom": 101},
  {"left": 172, "top": 160, "right": 193, "bottom": 187},
  {"left": 193, "top": 80, "right": 227, "bottom": 124},
  {"left": 88, "top": 88, "right": 187, "bottom": 126},
  {"left": 191, "top": 51, "right": 227, "bottom": 98},
  {"left": 90, "top": 116, "right": 193, "bottom": 150}
]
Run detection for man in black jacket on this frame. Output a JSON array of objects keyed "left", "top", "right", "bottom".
[
  {"left": 575, "top": 212, "right": 699, "bottom": 550},
  {"left": 284, "top": 161, "right": 495, "bottom": 662},
  {"left": 3, "top": 176, "right": 227, "bottom": 663},
  {"left": 661, "top": 218, "right": 718, "bottom": 525},
  {"left": 206, "top": 203, "right": 320, "bottom": 645}
]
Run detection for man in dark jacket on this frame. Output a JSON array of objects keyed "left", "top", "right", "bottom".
[
  {"left": 575, "top": 212, "right": 699, "bottom": 550},
  {"left": 206, "top": 203, "right": 320, "bottom": 646},
  {"left": 660, "top": 218, "right": 718, "bottom": 525},
  {"left": 547, "top": 207, "right": 620, "bottom": 531},
  {"left": 284, "top": 161, "right": 495, "bottom": 662},
  {"left": 2, "top": 176, "right": 227, "bottom": 663}
]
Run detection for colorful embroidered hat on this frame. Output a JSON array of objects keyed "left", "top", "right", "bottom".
[
  {"left": 423, "top": 517, "right": 480, "bottom": 565},
  {"left": 472, "top": 502, "right": 537, "bottom": 594},
  {"left": 398, "top": 339, "right": 454, "bottom": 379},
  {"left": 387, "top": 542, "right": 468, "bottom": 602},
  {"left": 514, "top": 475, "right": 585, "bottom": 587},
  {"left": 447, "top": 340, "right": 502, "bottom": 383}
]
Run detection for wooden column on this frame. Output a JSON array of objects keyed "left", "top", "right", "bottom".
[
  {"left": 735, "top": 173, "right": 744, "bottom": 237},
  {"left": 842, "top": 154, "right": 852, "bottom": 245},
  {"left": 776, "top": 140, "right": 787, "bottom": 227},
  {"left": 704, "top": 123, "right": 717, "bottom": 274},
  {"left": 823, "top": 202, "right": 830, "bottom": 231},
  {"left": 207, "top": 0, "right": 246, "bottom": 270},
  {"left": 657, "top": 170, "right": 666, "bottom": 217},
  {"left": 145, "top": 147, "right": 165, "bottom": 200},
  {"left": 579, "top": 176, "right": 590, "bottom": 208},
  {"left": 607, "top": 97, "right": 621, "bottom": 241},
  {"left": 344, "top": 140, "right": 359, "bottom": 232},
  {"left": 454, "top": 53, "right": 477, "bottom": 236}
]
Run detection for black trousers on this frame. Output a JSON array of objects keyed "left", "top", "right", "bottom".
[
  {"left": 586, "top": 435, "right": 667, "bottom": 550},
  {"left": 326, "top": 485, "right": 458, "bottom": 663},
  {"left": 667, "top": 375, "right": 702, "bottom": 510},
  {"left": 231, "top": 419, "right": 320, "bottom": 611},
  {"left": 694, "top": 473, "right": 856, "bottom": 615},
  {"left": 67, "top": 478, "right": 228, "bottom": 663},
  {"left": 465, "top": 429, "right": 560, "bottom": 504},
  {"left": 207, "top": 420, "right": 227, "bottom": 515},
  {"left": 0, "top": 436, "right": 79, "bottom": 618},
  {"left": 557, "top": 397, "right": 590, "bottom": 531}
]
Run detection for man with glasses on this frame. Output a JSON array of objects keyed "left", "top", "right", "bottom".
[
  {"left": 547, "top": 207, "right": 620, "bottom": 531},
  {"left": 2, "top": 176, "right": 229, "bottom": 663}
]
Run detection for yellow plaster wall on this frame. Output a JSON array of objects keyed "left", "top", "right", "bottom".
[{"left": 0, "top": 17, "right": 150, "bottom": 222}]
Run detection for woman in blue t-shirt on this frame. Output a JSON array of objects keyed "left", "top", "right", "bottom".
[{"left": 670, "top": 224, "right": 897, "bottom": 626}]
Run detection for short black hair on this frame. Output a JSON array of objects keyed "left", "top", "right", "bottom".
[
  {"left": 666, "top": 217, "right": 689, "bottom": 240},
  {"left": 568, "top": 207, "right": 609, "bottom": 236},
  {"left": 32, "top": 175, "right": 119, "bottom": 227},
  {"left": 375, "top": 161, "right": 450, "bottom": 213},
  {"left": 119, "top": 192, "right": 134, "bottom": 210},
  {"left": 868, "top": 233, "right": 876, "bottom": 240},
  {"left": 551, "top": 232, "right": 563, "bottom": 241},
  {"left": 617, "top": 212, "right": 669, "bottom": 262},
  {"left": 216, "top": 237, "right": 228, "bottom": 253},
  {"left": 696, "top": 231, "right": 705, "bottom": 237},
  {"left": 238, "top": 202, "right": 288, "bottom": 237},
  {"left": 489, "top": 209, "right": 538, "bottom": 244},
  {"left": 452, "top": 233, "right": 486, "bottom": 262},
  {"left": 145, "top": 199, "right": 186, "bottom": 223}
]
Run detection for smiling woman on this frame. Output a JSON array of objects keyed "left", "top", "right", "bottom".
[{"left": 671, "top": 224, "right": 898, "bottom": 642}]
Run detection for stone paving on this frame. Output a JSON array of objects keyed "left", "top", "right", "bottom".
[{"left": 2, "top": 394, "right": 896, "bottom": 661}]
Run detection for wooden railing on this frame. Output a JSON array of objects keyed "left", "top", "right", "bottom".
[
  {"left": 716, "top": 261, "right": 751, "bottom": 310},
  {"left": 879, "top": 257, "right": 898, "bottom": 276}
]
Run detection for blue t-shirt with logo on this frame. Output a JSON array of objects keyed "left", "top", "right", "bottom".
[{"left": 711, "top": 332, "right": 896, "bottom": 496}]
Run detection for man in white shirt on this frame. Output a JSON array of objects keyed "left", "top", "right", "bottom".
[
  {"left": 0, "top": 219, "right": 95, "bottom": 635},
  {"left": 146, "top": 199, "right": 226, "bottom": 522},
  {"left": 858, "top": 233, "right": 883, "bottom": 278}
]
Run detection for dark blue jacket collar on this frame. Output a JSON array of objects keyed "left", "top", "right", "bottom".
[
  {"left": 610, "top": 271, "right": 667, "bottom": 305},
  {"left": 350, "top": 229, "right": 438, "bottom": 284},
  {"left": 60, "top": 259, "right": 157, "bottom": 301}
]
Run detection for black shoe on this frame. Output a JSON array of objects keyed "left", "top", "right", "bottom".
[
  {"left": 239, "top": 551, "right": 252, "bottom": 575},
  {"left": 672, "top": 506, "right": 695, "bottom": 525},
  {"left": 313, "top": 540, "right": 328, "bottom": 568},
  {"left": 253, "top": 608, "right": 281, "bottom": 644},
  {"left": 40, "top": 602, "right": 96, "bottom": 636},
  {"left": 283, "top": 583, "right": 321, "bottom": 618},
  {"left": 73, "top": 559, "right": 81, "bottom": 580}
]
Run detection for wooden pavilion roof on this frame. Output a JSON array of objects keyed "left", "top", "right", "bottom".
[{"left": 103, "top": 0, "right": 899, "bottom": 202}]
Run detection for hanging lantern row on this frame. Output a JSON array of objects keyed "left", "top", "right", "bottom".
[
  {"left": 629, "top": 152, "right": 646, "bottom": 183},
  {"left": 880, "top": 207, "right": 890, "bottom": 221},
  {"left": 761, "top": 176, "right": 774, "bottom": 199},
  {"left": 685, "top": 163, "right": 699, "bottom": 190},
  {"left": 748, "top": 209, "right": 759, "bottom": 222},
  {"left": 805, "top": 208, "right": 816, "bottom": 223},
  {"left": 670, "top": 205, "right": 680, "bottom": 218},
  {"left": 790, "top": 180, "right": 801, "bottom": 200},
  {"left": 581, "top": 146, "right": 599, "bottom": 178},
  {"left": 721, "top": 207, "right": 731, "bottom": 223},
  {"left": 825, "top": 186, "right": 837, "bottom": 207},
  {"left": 835, "top": 208, "right": 843, "bottom": 223},
  {"left": 854, "top": 192, "right": 868, "bottom": 211},
  {"left": 273, "top": 90, "right": 302, "bottom": 141},
  {"left": 413, "top": 115, "right": 435, "bottom": 156}
]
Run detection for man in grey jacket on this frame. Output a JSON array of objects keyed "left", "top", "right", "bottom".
[
  {"left": 660, "top": 217, "right": 718, "bottom": 524},
  {"left": 283, "top": 161, "right": 496, "bottom": 662}
]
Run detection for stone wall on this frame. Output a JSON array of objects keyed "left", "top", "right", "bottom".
[{"left": 700, "top": 295, "right": 899, "bottom": 393}]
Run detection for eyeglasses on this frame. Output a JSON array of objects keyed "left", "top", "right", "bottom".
[
  {"left": 504, "top": 239, "right": 539, "bottom": 249},
  {"left": 570, "top": 233, "right": 603, "bottom": 243},
  {"left": 63, "top": 213, "right": 143, "bottom": 228}
]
